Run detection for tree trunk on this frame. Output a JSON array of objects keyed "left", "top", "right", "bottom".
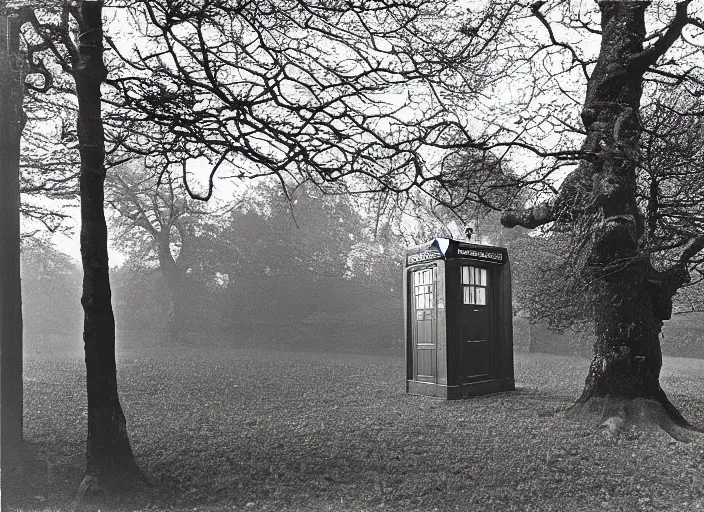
[
  {"left": 503, "top": 1, "right": 697, "bottom": 437},
  {"left": 567, "top": 2, "right": 694, "bottom": 436},
  {"left": 527, "top": 322, "right": 536, "bottom": 353},
  {"left": 157, "top": 234, "right": 185, "bottom": 339},
  {"left": 573, "top": 216, "right": 692, "bottom": 437},
  {"left": 0, "top": 9, "right": 25, "bottom": 483},
  {"left": 575, "top": 258, "right": 686, "bottom": 419},
  {"left": 73, "top": 2, "right": 143, "bottom": 493}
]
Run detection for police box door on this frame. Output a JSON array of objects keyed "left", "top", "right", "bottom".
[
  {"left": 411, "top": 266, "right": 437, "bottom": 383},
  {"left": 460, "top": 264, "right": 491, "bottom": 381}
]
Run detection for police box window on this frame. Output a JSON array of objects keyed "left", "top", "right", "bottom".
[
  {"left": 413, "top": 268, "right": 434, "bottom": 310},
  {"left": 461, "top": 266, "right": 487, "bottom": 305}
]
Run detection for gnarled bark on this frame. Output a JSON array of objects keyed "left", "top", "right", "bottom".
[
  {"left": 502, "top": 1, "right": 699, "bottom": 438},
  {"left": 572, "top": 216, "right": 694, "bottom": 437}
]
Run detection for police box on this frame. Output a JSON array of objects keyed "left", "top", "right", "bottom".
[{"left": 403, "top": 238, "right": 515, "bottom": 399}]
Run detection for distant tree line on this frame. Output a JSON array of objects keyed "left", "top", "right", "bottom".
[{"left": 23, "top": 176, "right": 406, "bottom": 355}]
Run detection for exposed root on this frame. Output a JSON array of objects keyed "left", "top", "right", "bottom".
[
  {"left": 75, "top": 474, "right": 106, "bottom": 511},
  {"left": 567, "top": 396, "right": 704, "bottom": 443},
  {"left": 74, "top": 465, "right": 151, "bottom": 511}
]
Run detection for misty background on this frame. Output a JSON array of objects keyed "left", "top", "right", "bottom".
[{"left": 21, "top": 172, "right": 704, "bottom": 361}]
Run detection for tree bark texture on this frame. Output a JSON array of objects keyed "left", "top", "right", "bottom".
[
  {"left": 502, "top": 1, "right": 694, "bottom": 430},
  {"left": 0, "top": 10, "right": 25, "bottom": 479},
  {"left": 73, "top": 2, "right": 141, "bottom": 482}
]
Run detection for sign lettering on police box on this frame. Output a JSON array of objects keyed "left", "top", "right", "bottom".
[
  {"left": 457, "top": 248, "right": 503, "bottom": 263},
  {"left": 407, "top": 250, "right": 441, "bottom": 264}
]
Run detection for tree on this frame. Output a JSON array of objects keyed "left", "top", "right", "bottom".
[
  {"left": 69, "top": 1, "right": 145, "bottom": 493},
  {"left": 0, "top": 2, "right": 27, "bottom": 482},
  {"left": 6, "top": 0, "right": 146, "bottom": 494},
  {"left": 1, "top": 1, "right": 148, "bottom": 493},
  {"left": 110, "top": 0, "right": 510, "bottom": 198},
  {"left": 202, "top": 179, "right": 368, "bottom": 320},
  {"left": 498, "top": 88, "right": 704, "bottom": 335},
  {"left": 106, "top": 161, "right": 213, "bottom": 336},
  {"left": 223, "top": 180, "right": 365, "bottom": 277},
  {"left": 500, "top": 1, "right": 704, "bottom": 438},
  {"left": 1, "top": 0, "right": 80, "bottom": 487}
]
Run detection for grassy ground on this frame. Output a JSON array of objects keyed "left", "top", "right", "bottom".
[{"left": 7, "top": 347, "right": 704, "bottom": 511}]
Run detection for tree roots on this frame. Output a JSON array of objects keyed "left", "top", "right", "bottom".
[
  {"left": 75, "top": 464, "right": 151, "bottom": 511},
  {"left": 567, "top": 395, "right": 703, "bottom": 443}
]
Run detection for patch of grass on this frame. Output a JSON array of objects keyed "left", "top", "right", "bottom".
[{"left": 8, "top": 349, "right": 704, "bottom": 511}]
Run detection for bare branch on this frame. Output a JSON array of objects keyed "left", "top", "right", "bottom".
[
  {"left": 529, "top": 2, "right": 590, "bottom": 81},
  {"left": 635, "top": 0, "right": 692, "bottom": 68}
]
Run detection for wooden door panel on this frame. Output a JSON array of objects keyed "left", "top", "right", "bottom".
[
  {"left": 417, "top": 319, "right": 432, "bottom": 344},
  {"left": 411, "top": 267, "right": 437, "bottom": 383},
  {"left": 462, "top": 340, "right": 490, "bottom": 380},
  {"left": 460, "top": 264, "right": 491, "bottom": 382},
  {"left": 415, "top": 348, "right": 436, "bottom": 381},
  {"left": 463, "top": 308, "right": 490, "bottom": 341}
]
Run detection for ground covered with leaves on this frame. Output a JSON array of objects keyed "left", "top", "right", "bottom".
[{"left": 7, "top": 345, "right": 704, "bottom": 511}]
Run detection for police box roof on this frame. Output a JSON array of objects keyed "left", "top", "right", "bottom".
[{"left": 405, "top": 238, "right": 507, "bottom": 266}]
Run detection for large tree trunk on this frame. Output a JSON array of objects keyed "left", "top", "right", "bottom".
[
  {"left": 0, "top": 10, "right": 25, "bottom": 483},
  {"left": 73, "top": 2, "right": 144, "bottom": 494},
  {"left": 570, "top": 2, "right": 692, "bottom": 434},
  {"left": 575, "top": 253, "right": 688, "bottom": 422},
  {"left": 573, "top": 214, "right": 692, "bottom": 437},
  {"left": 503, "top": 1, "right": 696, "bottom": 437}
]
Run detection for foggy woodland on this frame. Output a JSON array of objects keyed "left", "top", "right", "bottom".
[{"left": 3, "top": 0, "right": 704, "bottom": 510}]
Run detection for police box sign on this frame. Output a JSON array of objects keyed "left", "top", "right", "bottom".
[
  {"left": 457, "top": 248, "right": 503, "bottom": 263},
  {"left": 407, "top": 249, "right": 442, "bottom": 265}
]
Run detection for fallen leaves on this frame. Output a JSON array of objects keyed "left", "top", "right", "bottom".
[{"left": 8, "top": 349, "right": 704, "bottom": 511}]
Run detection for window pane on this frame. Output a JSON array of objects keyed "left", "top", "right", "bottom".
[{"left": 461, "top": 267, "right": 489, "bottom": 305}]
